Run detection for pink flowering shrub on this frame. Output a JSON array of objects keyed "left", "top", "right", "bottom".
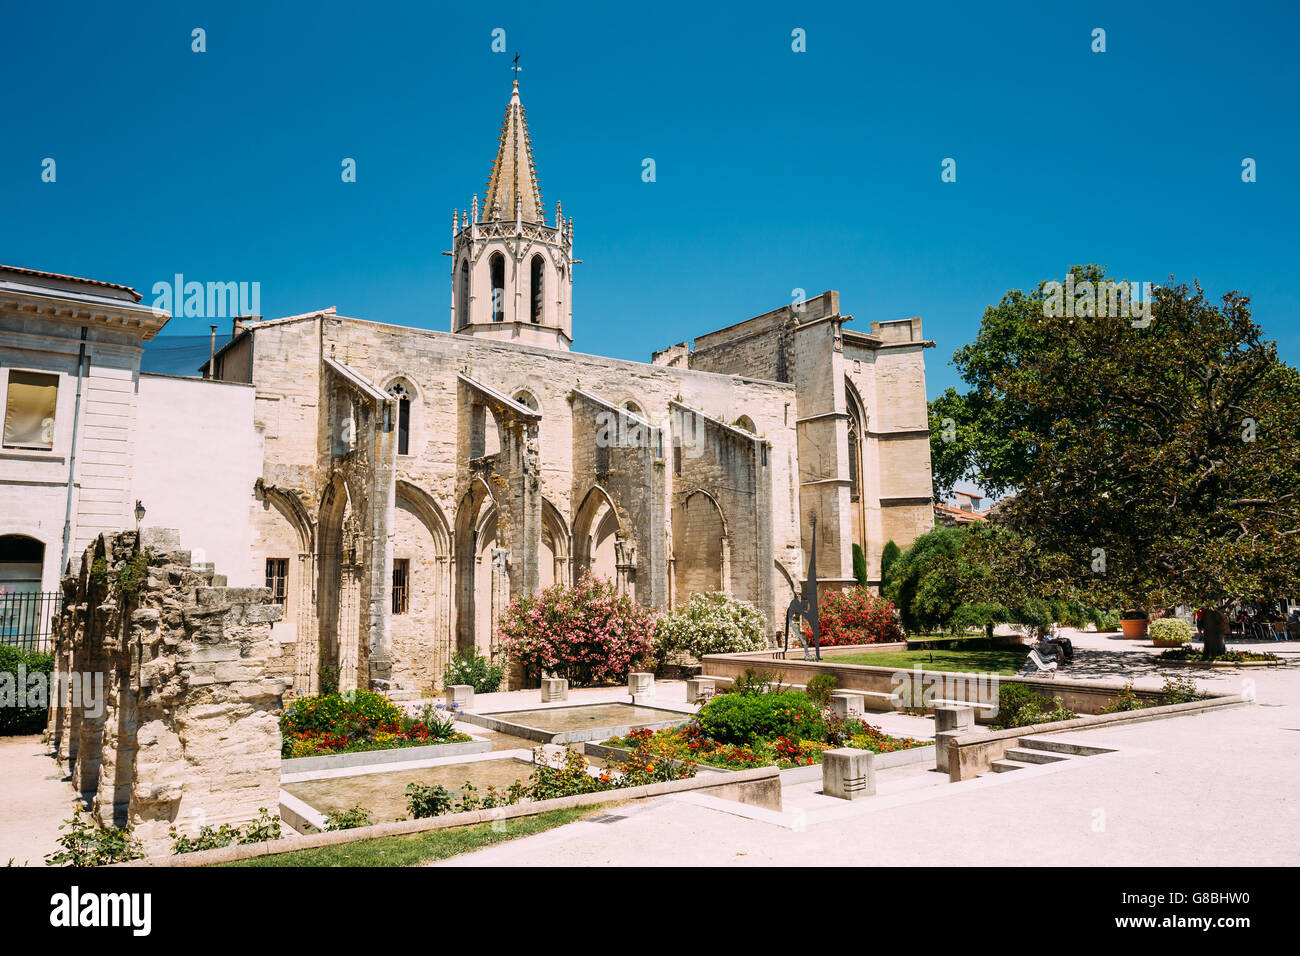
[{"left": 497, "top": 573, "right": 658, "bottom": 685}]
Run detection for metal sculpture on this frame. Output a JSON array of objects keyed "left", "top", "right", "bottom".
[{"left": 784, "top": 518, "right": 821, "bottom": 660}]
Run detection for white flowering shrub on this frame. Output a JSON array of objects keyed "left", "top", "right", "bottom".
[{"left": 655, "top": 592, "right": 768, "bottom": 665}]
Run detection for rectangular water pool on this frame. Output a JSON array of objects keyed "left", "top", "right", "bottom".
[{"left": 460, "top": 702, "right": 691, "bottom": 743}]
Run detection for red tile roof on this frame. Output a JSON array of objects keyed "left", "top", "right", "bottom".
[{"left": 0, "top": 264, "right": 141, "bottom": 301}]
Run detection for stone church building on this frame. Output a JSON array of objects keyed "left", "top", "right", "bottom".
[{"left": 193, "top": 78, "right": 936, "bottom": 695}]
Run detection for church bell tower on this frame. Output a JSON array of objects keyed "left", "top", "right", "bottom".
[{"left": 450, "top": 74, "right": 574, "bottom": 350}]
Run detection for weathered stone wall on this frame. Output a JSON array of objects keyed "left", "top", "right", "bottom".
[{"left": 48, "top": 528, "right": 289, "bottom": 856}]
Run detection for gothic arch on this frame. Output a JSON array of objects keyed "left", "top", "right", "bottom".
[
  {"left": 384, "top": 375, "right": 420, "bottom": 458},
  {"left": 673, "top": 489, "right": 730, "bottom": 604},
  {"left": 572, "top": 485, "right": 622, "bottom": 583},
  {"left": 391, "top": 481, "right": 453, "bottom": 690},
  {"left": 844, "top": 378, "right": 868, "bottom": 551},
  {"left": 541, "top": 497, "right": 571, "bottom": 588},
  {"left": 453, "top": 476, "right": 501, "bottom": 654},
  {"left": 317, "top": 472, "right": 365, "bottom": 691},
  {"left": 254, "top": 479, "right": 317, "bottom": 692}
]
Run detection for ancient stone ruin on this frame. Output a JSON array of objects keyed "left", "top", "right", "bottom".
[{"left": 47, "top": 528, "right": 290, "bottom": 855}]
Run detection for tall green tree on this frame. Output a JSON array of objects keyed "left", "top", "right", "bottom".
[{"left": 945, "top": 270, "right": 1300, "bottom": 657}]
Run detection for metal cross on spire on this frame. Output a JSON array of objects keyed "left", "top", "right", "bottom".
[{"left": 512, "top": 53, "right": 522, "bottom": 80}]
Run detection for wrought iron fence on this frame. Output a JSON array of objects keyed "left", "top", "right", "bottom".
[{"left": 0, "top": 591, "right": 62, "bottom": 654}]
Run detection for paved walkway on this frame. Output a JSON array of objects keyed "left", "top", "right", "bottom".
[
  {"left": 439, "top": 632, "right": 1300, "bottom": 866},
  {"left": 0, "top": 736, "right": 81, "bottom": 866}
]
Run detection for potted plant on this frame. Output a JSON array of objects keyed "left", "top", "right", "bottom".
[
  {"left": 1148, "top": 617, "right": 1193, "bottom": 648},
  {"left": 1118, "top": 609, "right": 1149, "bottom": 640}
]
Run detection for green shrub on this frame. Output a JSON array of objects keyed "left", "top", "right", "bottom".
[
  {"left": 880, "top": 540, "right": 902, "bottom": 586},
  {"left": 654, "top": 592, "right": 767, "bottom": 665},
  {"left": 695, "top": 690, "right": 821, "bottom": 745},
  {"left": 1149, "top": 618, "right": 1193, "bottom": 645},
  {"left": 45, "top": 809, "right": 145, "bottom": 867},
  {"left": 805, "top": 673, "right": 838, "bottom": 707},
  {"left": 852, "top": 544, "right": 869, "bottom": 587},
  {"left": 406, "top": 783, "right": 454, "bottom": 819},
  {"left": 323, "top": 806, "right": 373, "bottom": 831},
  {"left": 442, "top": 649, "right": 505, "bottom": 693},
  {"left": 1158, "top": 675, "right": 1202, "bottom": 705},
  {"left": 418, "top": 704, "right": 458, "bottom": 738},
  {"left": 993, "top": 683, "right": 1077, "bottom": 729},
  {"left": 170, "top": 808, "right": 282, "bottom": 854},
  {"left": 1100, "top": 682, "right": 1145, "bottom": 714},
  {"left": 0, "top": 646, "right": 54, "bottom": 735},
  {"left": 281, "top": 690, "right": 403, "bottom": 736},
  {"left": 731, "top": 667, "right": 787, "bottom": 696},
  {"left": 1096, "top": 610, "right": 1121, "bottom": 631}
]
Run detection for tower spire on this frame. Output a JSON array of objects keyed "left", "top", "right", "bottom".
[{"left": 483, "top": 67, "right": 544, "bottom": 225}]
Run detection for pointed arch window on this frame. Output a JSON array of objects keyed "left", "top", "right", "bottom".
[
  {"left": 489, "top": 253, "right": 506, "bottom": 323},
  {"left": 457, "top": 260, "right": 470, "bottom": 328},
  {"left": 388, "top": 383, "right": 412, "bottom": 456},
  {"left": 847, "top": 412, "right": 860, "bottom": 502},
  {"left": 530, "top": 254, "right": 545, "bottom": 324}
]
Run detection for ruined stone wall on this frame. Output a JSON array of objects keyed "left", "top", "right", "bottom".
[
  {"left": 48, "top": 529, "right": 289, "bottom": 856},
  {"left": 844, "top": 320, "right": 935, "bottom": 582}
]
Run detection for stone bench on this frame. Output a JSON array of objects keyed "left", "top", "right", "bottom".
[{"left": 932, "top": 698, "right": 996, "bottom": 720}]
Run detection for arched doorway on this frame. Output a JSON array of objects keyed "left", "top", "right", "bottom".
[{"left": 0, "top": 534, "right": 47, "bottom": 648}]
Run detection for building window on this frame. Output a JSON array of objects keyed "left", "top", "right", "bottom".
[
  {"left": 847, "top": 414, "right": 860, "bottom": 502},
  {"left": 457, "top": 260, "right": 470, "bottom": 328},
  {"left": 3, "top": 370, "right": 58, "bottom": 450},
  {"left": 265, "top": 558, "right": 288, "bottom": 606},
  {"left": 388, "top": 383, "right": 411, "bottom": 456},
  {"left": 490, "top": 253, "right": 505, "bottom": 322},
  {"left": 392, "top": 559, "right": 410, "bottom": 614},
  {"left": 530, "top": 254, "right": 545, "bottom": 324}
]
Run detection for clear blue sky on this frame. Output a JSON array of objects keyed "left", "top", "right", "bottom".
[{"left": 4, "top": 0, "right": 1297, "bottom": 393}]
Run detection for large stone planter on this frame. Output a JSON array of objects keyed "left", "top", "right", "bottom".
[{"left": 1119, "top": 618, "right": 1149, "bottom": 640}]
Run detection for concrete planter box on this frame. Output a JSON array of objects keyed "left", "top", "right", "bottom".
[
  {"left": 699, "top": 650, "right": 1178, "bottom": 720},
  {"left": 281, "top": 735, "right": 492, "bottom": 774},
  {"left": 585, "top": 738, "right": 932, "bottom": 782},
  {"left": 124, "top": 765, "right": 785, "bottom": 866}
]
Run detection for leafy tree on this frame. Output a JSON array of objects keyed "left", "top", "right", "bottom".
[
  {"left": 883, "top": 527, "right": 969, "bottom": 634},
  {"left": 878, "top": 540, "right": 901, "bottom": 586},
  {"left": 942, "top": 268, "right": 1300, "bottom": 657}
]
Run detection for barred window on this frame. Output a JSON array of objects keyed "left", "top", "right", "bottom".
[
  {"left": 265, "top": 558, "right": 288, "bottom": 606},
  {"left": 392, "top": 559, "right": 410, "bottom": 614}
]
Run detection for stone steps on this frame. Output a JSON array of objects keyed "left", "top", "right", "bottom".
[
  {"left": 990, "top": 758, "right": 1034, "bottom": 773},
  {"left": 1017, "top": 736, "right": 1116, "bottom": 757},
  {"left": 1003, "top": 747, "right": 1070, "bottom": 765}
]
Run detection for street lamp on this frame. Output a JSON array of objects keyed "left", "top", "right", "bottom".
[{"left": 134, "top": 500, "right": 146, "bottom": 533}]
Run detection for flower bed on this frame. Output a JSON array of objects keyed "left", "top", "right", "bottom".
[
  {"left": 603, "top": 715, "right": 929, "bottom": 771},
  {"left": 281, "top": 692, "right": 471, "bottom": 758}
]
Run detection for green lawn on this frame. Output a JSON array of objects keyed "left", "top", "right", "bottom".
[
  {"left": 217, "top": 804, "right": 604, "bottom": 867},
  {"left": 829, "top": 648, "right": 1026, "bottom": 675}
]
